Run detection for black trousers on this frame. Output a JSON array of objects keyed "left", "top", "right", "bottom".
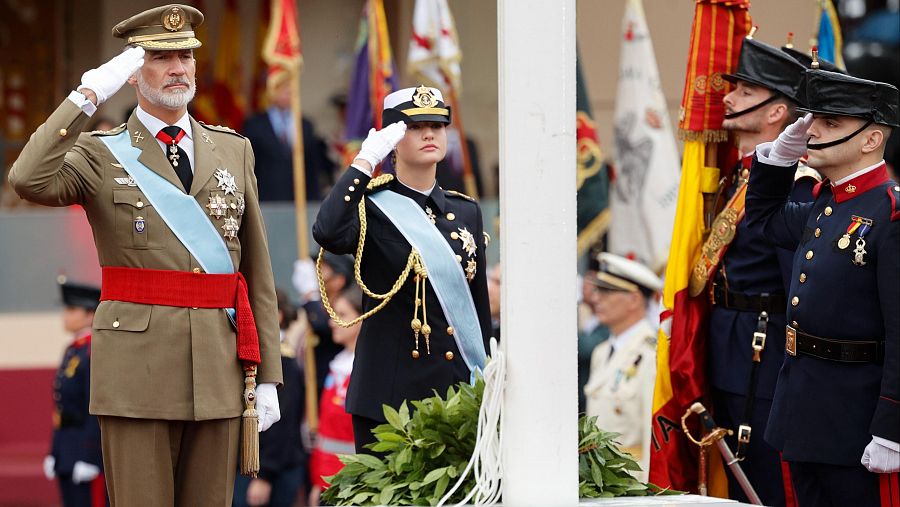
[{"left": 788, "top": 461, "right": 890, "bottom": 507}]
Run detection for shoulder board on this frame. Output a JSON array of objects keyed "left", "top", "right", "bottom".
[
  {"left": 366, "top": 173, "right": 394, "bottom": 191},
  {"left": 89, "top": 123, "right": 127, "bottom": 136},
  {"left": 888, "top": 183, "right": 900, "bottom": 222},
  {"left": 794, "top": 162, "right": 823, "bottom": 183},
  {"left": 445, "top": 189, "right": 475, "bottom": 202},
  {"left": 198, "top": 121, "right": 244, "bottom": 138}
]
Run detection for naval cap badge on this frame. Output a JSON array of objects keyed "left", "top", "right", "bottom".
[{"left": 412, "top": 85, "right": 437, "bottom": 108}]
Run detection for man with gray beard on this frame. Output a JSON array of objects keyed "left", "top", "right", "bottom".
[{"left": 8, "top": 5, "right": 282, "bottom": 506}]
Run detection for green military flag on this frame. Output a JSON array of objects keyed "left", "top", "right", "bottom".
[{"left": 576, "top": 54, "right": 611, "bottom": 255}]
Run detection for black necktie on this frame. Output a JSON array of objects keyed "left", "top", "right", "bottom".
[{"left": 156, "top": 126, "right": 192, "bottom": 192}]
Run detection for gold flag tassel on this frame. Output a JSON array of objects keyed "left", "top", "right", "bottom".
[{"left": 240, "top": 364, "right": 260, "bottom": 477}]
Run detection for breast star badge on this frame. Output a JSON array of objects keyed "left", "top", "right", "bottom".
[
  {"left": 457, "top": 227, "right": 477, "bottom": 257},
  {"left": 465, "top": 259, "right": 477, "bottom": 282},
  {"left": 207, "top": 193, "right": 227, "bottom": 218},
  {"left": 214, "top": 168, "right": 238, "bottom": 196},
  {"left": 222, "top": 216, "right": 239, "bottom": 239},
  {"left": 425, "top": 206, "right": 436, "bottom": 224}
]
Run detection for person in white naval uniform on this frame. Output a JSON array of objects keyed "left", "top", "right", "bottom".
[{"left": 584, "top": 253, "right": 663, "bottom": 482}]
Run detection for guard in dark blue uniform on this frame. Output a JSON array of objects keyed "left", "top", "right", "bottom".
[
  {"left": 312, "top": 86, "right": 492, "bottom": 453},
  {"left": 747, "top": 64, "right": 900, "bottom": 506},
  {"left": 693, "top": 33, "right": 818, "bottom": 506},
  {"left": 44, "top": 280, "right": 107, "bottom": 507}
]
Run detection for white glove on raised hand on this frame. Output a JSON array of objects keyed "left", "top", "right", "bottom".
[
  {"left": 77, "top": 46, "right": 145, "bottom": 105},
  {"left": 760, "top": 113, "right": 814, "bottom": 166},
  {"left": 72, "top": 461, "right": 101, "bottom": 484},
  {"left": 292, "top": 259, "right": 320, "bottom": 304},
  {"left": 256, "top": 383, "right": 281, "bottom": 432},
  {"left": 355, "top": 121, "right": 408, "bottom": 171},
  {"left": 42, "top": 455, "right": 55, "bottom": 480},
  {"left": 861, "top": 438, "right": 900, "bottom": 473}
]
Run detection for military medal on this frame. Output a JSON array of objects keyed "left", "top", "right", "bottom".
[
  {"left": 457, "top": 227, "right": 477, "bottom": 257},
  {"left": 168, "top": 144, "right": 180, "bottom": 167},
  {"left": 134, "top": 216, "right": 146, "bottom": 233},
  {"left": 236, "top": 195, "right": 246, "bottom": 216},
  {"left": 425, "top": 206, "right": 436, "bottom": 224},
  {"left": 215, "top": 168, "right": 238, "bottom": 196},
  {"left": 838, "top": 218, "right": 862, "bottom": 250},
  {"left": 465, "top": 259, "right": 477, "bottom": 282},
  {"left": 852, "top": 222, "right": 871, "bottom": 266},
  {"left": 222, "top": 216, "right": 239, "bottom": 239},
  {"left": 207, "top": 193, "right": 227, "bottom": 218},
  {"left": 155, "top": 128, "right": 186, "bottom": 167}
]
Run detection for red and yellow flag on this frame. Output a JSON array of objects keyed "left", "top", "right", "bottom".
[
  {"left": 262, "top": 0, "right": 303, "bottom": 72},
  {"left": 649, "top": 0, "right": 750, "bottom": 494}
]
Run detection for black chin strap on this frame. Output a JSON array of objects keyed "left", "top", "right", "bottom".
[
  {"left": 807, "top": 119, "right": 874, "bottom": 150},
  {"left": 723, "top": 95, "right": 779, "bottom": 120}
]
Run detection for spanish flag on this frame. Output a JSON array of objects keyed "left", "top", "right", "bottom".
[{"left": 649, "top": 0, "right": 750, "bottom": 493}]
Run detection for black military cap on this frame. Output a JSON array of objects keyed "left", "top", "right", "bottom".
[
  {"left": 59, "top": 278, "right": 101, "bottom": 311},
  {"left": 781, "top": 46, "right": 843, "bottom": 73},
  {"left": 723, "top": 37, "right": 807, "bottom": 104},
  {"left": 800, "top": 69, "right": 899, "bottom": 128},
  {"left": 382, "top": 85, "right": 452, "bottom": 126}
]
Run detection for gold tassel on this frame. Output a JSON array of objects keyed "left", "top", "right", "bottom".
[{"left": 240, "top": 365, "right": 260, "bottom": 478}]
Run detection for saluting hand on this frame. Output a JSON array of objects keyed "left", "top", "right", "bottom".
[
  {"left": 354, "top": 121, "right": 408, "bottom": 173},
  {"left": 761, "top": 113, "right": 814, "bottom": 166},
  {"left": 77, "top": 46, "right": 145, "bottom": 106}
]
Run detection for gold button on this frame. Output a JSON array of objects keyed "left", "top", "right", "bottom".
[
  {"left": 412, "top": 350, "right": 420, "bottom": 359},
  {"left": 792, "top": 320, "right": 798, "bottom": 327},
  {"left": 447, "top": 213, "right": 456, "bottom": 221},
  {"left": 59, "top": 128, "right": 67, "bottom": 137},
  {"left": 791, "top": 296, "right": 799, "bottom": 306},
  {"left": 799, "top": 273, "right": 807, "bottom": 283},
  {"left": 814, "top": 228, "right": 821, "bottom": 238},
  {"left": 445, "top": 351, "right": 454, "bottom": 361},
  {"left": 805, "top": 250, "right": 814, "bottom": 260},
  {"left": 193, "top": 267, "right": 201, "bottom": 273},
  {"left": 112, "top": 320, "right": 120, "bottom": 328},
  {"left": 136, "top": 201, "right": 144, "bottom": 208},
  {"left": 348, "top": 185, "right": 355, "bottom": 192},
  {"left": 447, "top": 326, "right": 454, "bottom": 335},
  {"left": 353, "top": 178, "right": 361, "bottom": 185},
  {"left": 824, "top": 206, "right": 832, "bottom": 216},
  {"left": 450, "top": 232, "right": 459, "bottom": 240},
  {"left": 344, "top": 195, "right": 351, "bottom": 202},
  {"left": 456, "top": 255, "right": 462, "bottom": 262}
]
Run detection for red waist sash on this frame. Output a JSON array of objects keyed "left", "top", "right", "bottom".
[{"left": 100, "top": 266, "right": 260, "bottom": 365}]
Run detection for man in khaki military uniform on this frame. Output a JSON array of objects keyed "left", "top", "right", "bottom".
[
  {"left": 8, "top": 5, "right": 282, "bottom": 506},
  {"left": 583, "top": 253, "right": 662, "bottom": 482}
]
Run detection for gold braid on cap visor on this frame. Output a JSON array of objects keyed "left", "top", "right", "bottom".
[
  {"left": 127, "top": 30, "right": 195, "bottom": 43},
  {"left": 595, "top": 272, "right": 640, "bottom": 293},
  {"left": 401, "top": 107, "right": 449, "bottom": 116}
]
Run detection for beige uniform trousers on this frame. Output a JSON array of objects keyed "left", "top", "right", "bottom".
[{"left": 99, "top": 416, "right": 241, "bottom": 506}]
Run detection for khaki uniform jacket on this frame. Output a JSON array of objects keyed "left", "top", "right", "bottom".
[
  {"left": 583, "top": 319, "right": 657, "bottom": 482},
  {"left": 8, "top": 99, "right": 282, "bottom": 421}
]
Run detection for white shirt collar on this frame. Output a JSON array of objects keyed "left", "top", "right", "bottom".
[
  {"left": 398, "top": 178, "right": 436, "bottom": 197},
  {"left": 833, "top": 160, "right": 885, "bottom": 185},
  {"left": 135, "top": 105, "right": 192, "bottom": 140}
]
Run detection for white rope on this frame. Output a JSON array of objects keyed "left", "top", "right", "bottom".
[{"left": 437, "top": 338, "right": 506, "bottom": 506}]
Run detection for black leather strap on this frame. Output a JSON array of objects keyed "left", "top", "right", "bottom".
[
  {"left": 789, "top": 326, "right": 884, "bottom": 363},
  {"left": 713, "top": 284, "right": 787, "bottom": 314}
]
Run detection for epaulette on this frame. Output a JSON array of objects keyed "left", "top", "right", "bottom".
[
  {"left": 89, "top": 123, "right": 127, "bottom": 136},
  {"left": 794, "top": 162, "right": 823, "bottom": 183},
  {"left": 445, "top": 189, "right": 475, "bottom": 202},
  {"left": 888, "top": 183, "right": 900, "bottom": 222},
  {"left": 198, "top": 121, "right": 244, "bottom": 138},
  {"left": 366, "top": 173, "right": 394, "bottom": 191}
]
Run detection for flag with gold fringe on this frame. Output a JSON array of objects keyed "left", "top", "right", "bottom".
[
  {"left": 649, "top": 0, "right": 750, "bottom": 494},
  {"left": 815, "top": 0, "right": 844, "bottom": 69}
]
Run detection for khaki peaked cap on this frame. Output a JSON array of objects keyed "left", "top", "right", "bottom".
[{"left": 112, "top": 4, "right": 204, "bottom": 50}]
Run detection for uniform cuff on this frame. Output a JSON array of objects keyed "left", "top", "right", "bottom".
[
  {"left": 756, "top": 142, "right": 797, "bottom": 167},
  {"left": 874, "top": 436, "right": 900, "bottom": 452},
  {"left": 67, "top": 90, "right": 97, "bottom": 117},
  {"left": 350, "top": 162, "right": 373, "bottom": 177}
]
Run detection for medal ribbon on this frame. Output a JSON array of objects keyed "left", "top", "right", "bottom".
[
  {"left": 155, "top": 128, "right": 186, "bottom": 146},
  {"left": 858, "top": 223, "right": 871, "bottom": 239},
  {"left": 845, "top": 220, "right": 862, "bottom": 237}
]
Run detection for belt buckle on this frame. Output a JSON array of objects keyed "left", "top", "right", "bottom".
[
  {"left": 737, "top": 424, "right": 752, "bottom": 445},
  {"left": 786, "top": 326, "right": 797, "bottom": 356}
]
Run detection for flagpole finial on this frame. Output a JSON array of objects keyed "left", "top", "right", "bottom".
[
  {"left": 747, "top": 25, "right": 758, "bottom": 40},
  {"left": 811, "top": 45, "right": 820, "bottom": 69},
  {"left": 785, "top": 32, "right": 794, "bottom": 48}
]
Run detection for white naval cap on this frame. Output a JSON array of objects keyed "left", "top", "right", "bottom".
[
  {"left": 591, "top": 252, "right": 663, "bottom": 295},
  {"left": 382, "top": 85, "right": 452, "bottom": 125}
]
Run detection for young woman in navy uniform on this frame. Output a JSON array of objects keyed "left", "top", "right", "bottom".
[
  {"left": 43, "top": 280, "right": 107, "bottom": 507},
  {"left": 746, "top": 66, "right": 899, "bottom": 506},
  {"left": 312, "top": 86, "right": 492, "bottom": 453}
]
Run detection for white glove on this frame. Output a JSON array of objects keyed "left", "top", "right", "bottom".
[
  {"left": 355, "top": 121, "right": 407, "bottom": 169},
  {"left": 77, "top": 46, "right": 145, "bottom": 105},
  {"left": 256, "top": 383, "right": 281, "bottom": 432},
  {"left": 72, "top": 461, "right": 101, "bottom": 484},
  {"left": 43, "top": 455, "right": 55, "bottom": 480},
  {"left": 861, "top": 437, "right": 900, "bottom": 473},
  {"left": 292, "top": 259, "right": 320, "bottom": 304},
  {"left": 760, "top": 113, "right": 813, "bottom": 166}
]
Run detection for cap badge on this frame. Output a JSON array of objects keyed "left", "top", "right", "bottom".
[
  {"left": 162, "top": 7, "right": 186, "bottom": 32},
  {"left": 412, "top": 85, "right": 436, "bottom": 108}
]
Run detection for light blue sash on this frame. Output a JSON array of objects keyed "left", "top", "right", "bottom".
[
  {"left": 99, "top": 131, "right": 237, "bottom": 320},
  {"left": 369, "top": 191, "right": 487, "bottom": 375}
]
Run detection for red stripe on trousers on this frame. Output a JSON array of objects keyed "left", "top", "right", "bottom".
[
  {"left": 780, "top": 453, "right": 798, "bottom": 507},
  {"left": 882, "top": 473, "right": 900, "bottom": 507},
  {"left": 91, "top": 474, "right": 106, "bottom": 507}
]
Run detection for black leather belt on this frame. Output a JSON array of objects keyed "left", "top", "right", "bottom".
[
  {"left": 712, "top": 284, "right": 786, "bottom": 314},
  {"left": 786, "top": 326, "right": 884, "bottom": 363}
]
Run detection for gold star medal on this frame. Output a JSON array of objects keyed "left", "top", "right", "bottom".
[
  {"left": 465, "top": 259, "right": 477, "bottom": 282},
  {"left": 222, "top": 216, "right": 239, "bottom": 239},
  {"left": 215, "top": 168, "right": 238, "bottom": 196},
  {"left": 457, "top": 227, "right": 477, "bottom": 257},
  {"left": 207, "top": 193, "right": 227, "bottom": 218}
]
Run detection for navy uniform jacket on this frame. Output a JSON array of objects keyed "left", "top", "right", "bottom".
[
  {"left": 708, "top": 156, "right": 817, "bottom": 400},
  {"left": 312, "top": 167, "right": 492, "bottom": 421},
  {"left": 746, "top": 156, "right": 900, "bottom": 466},
  {"left": 51, "top": 334, "right": 102, "bottom": 475}
]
